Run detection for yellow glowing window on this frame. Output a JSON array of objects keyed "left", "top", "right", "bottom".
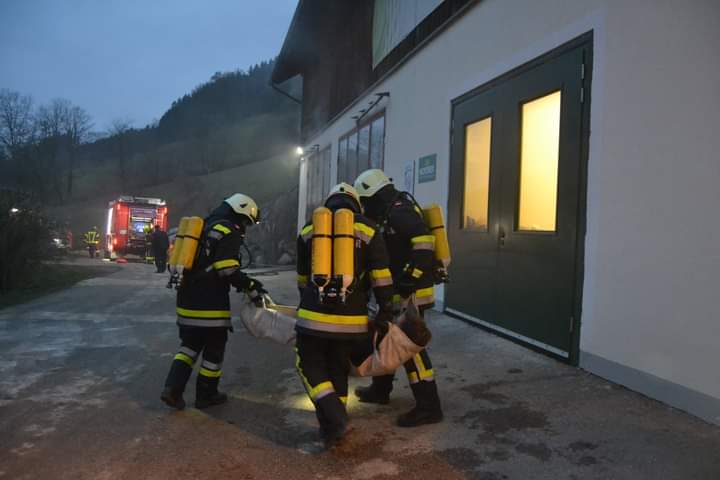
[
  {"left": 463, "top": 117, "right": 492, "bottom": 230},
  {"left": 518, "top": 91, "right": 561, "bottom": 232}
]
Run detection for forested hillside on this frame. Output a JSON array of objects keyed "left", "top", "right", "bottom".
[{"left": 1, "top": 59, "right": 300, "bottom": 202}]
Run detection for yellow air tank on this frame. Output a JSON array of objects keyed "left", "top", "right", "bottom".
[
  {"left": 179, "top": 216, "right": 204, "bottom": 269},
  {"left": 311, "top": 207, "right": 332, "bottom": 291},
  {"left": 423, "top": 204, "right": 451, "bottom": 268},
  {"left": 333, "top": 208, "right": 355, "bottom": 300},
  {"left": 168, "top": 217, "right": 189, "bottom": 268}
]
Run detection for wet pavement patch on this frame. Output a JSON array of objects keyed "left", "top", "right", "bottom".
[
  {"left": 461, "top": 381, "right": 509, "bottom": 406},
  {"left": 515, "top": 441, "right": 553, "bottom": 462},
  {"left": 470, "top": 471, "right": 509, "bottom": 480},
  {"left": 440, "top": 447, "right": 485, "bottom": 470},
  {"left": 568, "top": 440, "right": 598, "bottom": 452},
  {"left": 575, "top": 455, "right": 598, "bottom": 466},
  {"left": 486, "top": 449, "right": 511, "bottom": 462},
  {"left": 457, "top": 402, "right": 549, "bottom": 435}
]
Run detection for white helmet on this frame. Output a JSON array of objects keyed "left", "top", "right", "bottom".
[
  {"left": 326, "top": 182, "right": 361, "bottom": 211},
  {"left": 224, "top": 193, "right": 260, "bottom": 224},
  {"left": 354, "top": 169, "right": 393, "bottom": 198}
]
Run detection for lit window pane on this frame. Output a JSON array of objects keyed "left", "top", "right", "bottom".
[
  {"left": 347, "top": 133, "right": 358, "bottom": 182},
  {"left": 358, "top": 125, "right": 370, "bottom": 174},
  {"left": 370, "top": 116, "right": 385, "bottom": 169},
  {"left": 518, "top": 91, "right": 561, "bottom": 232},
  {"left": 314, "top": 153, "right": 322, "bottom": 207},
  {"left": 338, "top": 138, "right": 347, "bottom": 184},
  {"left": 463, "top": 117, "right": 492, "bottom": 230},
  {"left": 322, "top": 147, "right": 331, "bottom": 197}
]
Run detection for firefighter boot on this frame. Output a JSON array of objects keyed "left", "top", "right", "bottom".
[
  {"left": 161, "top": 360, "right": 193, "bottom": 410},
  {"left": 195, "top": 375, "right": 228, "bottom": 409},
  {"left": 161, "top": 386, "right": 186, "bottom": 410},
  {"left": 397, "top": 380, "right": 443, "bottom": 427},
  {"left": 354, "top": 374, "right": 393, "bottom": 404},
  {"left": 316, "top": 394, "right": 349, "bottom": 449}
]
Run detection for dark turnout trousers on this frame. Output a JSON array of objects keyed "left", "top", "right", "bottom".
[
  {"left": 295, "top": 333, "right": 354, "bottom": 438},
  {"left": 164, "top": 326, "right": 228, "bottom": 399}
]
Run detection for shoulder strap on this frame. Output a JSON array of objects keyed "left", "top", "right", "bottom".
[
  {"left": 377, "top": 191, "right": 403, "bottom": 229},
  {"left": 379, "top": 191, "right": 424, "bottom": 228}
]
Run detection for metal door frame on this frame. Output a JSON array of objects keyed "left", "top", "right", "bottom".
[{"left": 445, "top": 31, "right": 593, "bottom": 365}]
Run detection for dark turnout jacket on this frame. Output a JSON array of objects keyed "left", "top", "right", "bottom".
[
  {"left": 176, "top": 207, "right": 251, "bottom": 328},
  {"left": 375, "top": 191, "right": 436, "bottom": 309},
  {"left": 151, "top": 230, "right": 170, "bottom": 258}
]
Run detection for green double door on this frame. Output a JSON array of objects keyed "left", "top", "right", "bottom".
[{"left": 446, "top": 38, "right": 591, "bottom": 360}]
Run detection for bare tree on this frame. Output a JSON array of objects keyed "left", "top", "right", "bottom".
[
  {"left": 0, "top": 89, "right": 35, "bottom": 156},
  {"left": 33, "top": 99, "right": 93, "bottom": 199},
  {"left": 35, "top": 99, "right": 74, "bottom": 201},
  {"left": 36, "top": 99, "right": 69, "bottom": 138},
  {"left": 107, "top": 118, "right": 133, "bottom": 192},
  {"left": 64, "top": 105, "right": 92, "bottom": 196}
]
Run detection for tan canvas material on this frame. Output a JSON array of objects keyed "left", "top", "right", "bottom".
[
  {"left": 350, "top": 323, "right": 424, "bottom": 377},
  {"left": 238, "top": 295, "right": 297, "bottom": 345},
  {"left": 350, "top": 295, "right": 431, "bottom": 376}
]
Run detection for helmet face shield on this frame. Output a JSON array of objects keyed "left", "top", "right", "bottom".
[
  {"left": 224, "top": 193, "right": 260, "bottom": 224},
  {"left": 354, "top": 169, "right": 392, "bottom": 198}
]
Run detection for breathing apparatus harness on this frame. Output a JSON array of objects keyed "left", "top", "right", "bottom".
[
  {"left": 310, "top": 206, "right": 358, "bottom": 305},
  {"left": 374, "top": 190, "right": 451, "bottom": 285}
]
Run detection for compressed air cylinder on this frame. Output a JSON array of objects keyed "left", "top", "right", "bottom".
[
  {"left": 311, "top": 207, "right": 332, "bottom": 289},
  {"left": 168, "top": 217, "right": 189, "bottom": 267},
  {"left": 423, "top": 204, "right": 451, "bottom": 267},
  {"left": 179, "top": 216, "right": 204, "bottom": 269},
  {"left": 333, "top": 208, "right": 355, "bottom": 295}
]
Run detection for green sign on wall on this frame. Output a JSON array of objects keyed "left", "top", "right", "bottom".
[{"left": 418, "top": 154, "right": 437, "bottom": 183}]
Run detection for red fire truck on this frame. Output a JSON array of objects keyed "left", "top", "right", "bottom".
[{"left": 105, "top": 196, "right": 168, "bottom": 259}]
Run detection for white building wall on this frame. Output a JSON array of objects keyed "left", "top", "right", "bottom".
[{"left": 297, "top": 0, "right": 720, "bottom": 421}]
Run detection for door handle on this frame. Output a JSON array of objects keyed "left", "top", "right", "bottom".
[{"left": 498, "top": 227, "right": 506, "bottom": 247}]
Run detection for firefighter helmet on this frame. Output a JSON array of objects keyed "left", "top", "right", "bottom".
[
  {"left": 326, "top": 182, "right": 361, "bottom": 211},
  {"left": 354, "top": 169, "right": 393, "bottom": 198},
  {"left": 224, "top": 193, "right": 260, "bottom": 224}
]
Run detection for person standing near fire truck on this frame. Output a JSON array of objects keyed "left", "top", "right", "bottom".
[
  {"left": 150, "top": 224, "right": 169, "bottom": 273},
  {"left": 143, "top": 223, "right": 154, "bottom": 264},
  {"left": 84, "top": 226, "right": 100, "bottom": 258}
]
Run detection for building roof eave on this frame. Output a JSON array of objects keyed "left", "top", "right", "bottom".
[{"left": 272, "top": 0, "right": 318, "bottom": 84}]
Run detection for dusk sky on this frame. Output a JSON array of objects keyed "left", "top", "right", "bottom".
[{"left": 0, "top": 0, "right": 297, "bottom": 132}]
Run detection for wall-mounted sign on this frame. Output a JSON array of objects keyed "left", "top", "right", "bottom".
[
  {"left": 418, "top": 154, "right": 437, "bottom": 183},
  {"left": 403, "top": 160, "right": 415, "bottom": 194}
]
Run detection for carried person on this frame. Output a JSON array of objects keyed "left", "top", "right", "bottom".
[
  {"left": 161, "top": 193, "right": 265, "bottom": 410},
  {"left": 295, "top": 183, "right": 394, "bottom": 448}
]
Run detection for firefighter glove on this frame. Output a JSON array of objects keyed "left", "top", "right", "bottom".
[
  {"left": 371, "top": 307, "right": 394, "bottom": 335},
  {"left": 396, "top": 275, "right": 416, "bottom": 299}
]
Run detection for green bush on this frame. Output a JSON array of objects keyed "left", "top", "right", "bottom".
[{"left": 0, "top": 190, "right": 56, "bottom": 292}]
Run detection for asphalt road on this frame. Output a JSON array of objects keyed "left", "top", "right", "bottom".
[{"left": 1, "top": 261, "right": 719, "bottom": 479}]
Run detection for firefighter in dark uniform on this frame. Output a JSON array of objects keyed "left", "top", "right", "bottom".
[
  {"left": 353, "top": 169, "right": 443, "bottom": 427},
  {"left": 150, "top": 224, "right": 170, "bottom": 273},
  {"left": 296, "top": 183, "right": 395, "bottom": 447},
  {"left": 161, "top": 193, "right": 265, "bottom": 410}
]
